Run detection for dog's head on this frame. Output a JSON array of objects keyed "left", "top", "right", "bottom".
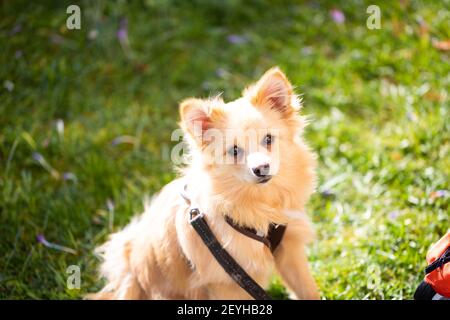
[{"left": 179, "top": 67, "right": 315, "bottom": 207}]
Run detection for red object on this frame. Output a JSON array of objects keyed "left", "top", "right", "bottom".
[{"left": 424, "top": 231, "right": 450, "bottom": 297}]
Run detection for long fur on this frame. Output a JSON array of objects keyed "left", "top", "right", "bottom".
[{"left": 89, "top": 67, "right": 319, "bottom": 300}]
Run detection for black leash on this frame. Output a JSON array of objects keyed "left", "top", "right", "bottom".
[
  {"left": 425, "top": 247, "right": 450, "bottom": 274},
  {"left": 188, "top": 208, "right": 273, "bottom": 300}
]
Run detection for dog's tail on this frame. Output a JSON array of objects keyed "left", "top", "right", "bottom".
[{"left": 88, "top": 217, "right": 145, "bottom": 300}]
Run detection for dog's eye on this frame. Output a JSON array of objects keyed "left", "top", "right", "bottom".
[
  {"left": 263, "top": 134, "right": 273, "bottom": 146},
  {"left": 228, "top": 145, "right": 242, "bottom": 157}
]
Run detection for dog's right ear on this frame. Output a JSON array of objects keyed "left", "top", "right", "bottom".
[
  {"left": 179, "top": 97, "right": 226, "bottom": 145},
  {"left": 179, "top": 98, "right": 211, "bottom": 142},
  {"left": 180, "top": 98, "right": 227, "bottom": 146}
]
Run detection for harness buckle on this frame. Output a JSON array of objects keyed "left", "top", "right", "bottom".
[{"left": 189, "top": 208, "right": 203, "bottom": 222}]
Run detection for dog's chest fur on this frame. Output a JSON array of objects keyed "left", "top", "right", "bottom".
[
  {"left": 178, "top": 212, "right": 275, "bottom": 290},
  {"left": 171, "top": 180, "right": 276, "bottom": 290}
]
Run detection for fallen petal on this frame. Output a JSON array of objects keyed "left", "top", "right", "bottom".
[
  {"left": 430, "top": 190, "right": 449, "bottom": 200},
  {"left": 432, "top": 39, "right": 450, "bottom": 51},
  {"left": 227, "top": 34, "right": 248, "bottom": 45},
  {"left": 111, "top": 135, "right": 137, "bottom": 146},
  {"left": 36, "top": 233, "right": 77, "bottom": 255},
  {"left": 3, "top": 80, "right": 14, "bottom": 92},
  {"left": 56, "top": 119, "right": 64, "bottom": 136},
  {"left": 63, "top": 172, "right": 77, "bottom": 182},
  {"left": 330, "top": 9, "right": 345, "bottom": 24}
]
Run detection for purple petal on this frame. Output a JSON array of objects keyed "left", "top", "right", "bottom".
[
  {"left": 15, "top": 50, "right": 23, "bottom": 59},
  {"left": 430, "top": 190, "right": 449, "bottom": 200},
  {"left": 32, "top": 152, "right": 44, "bottom": 163},
  {"left": 117, "top": 17, "right": 128, "bottom": 42},
  {"left": 111, "top": 135, "right": 137, "bottom": 146},
  {"left": 63, "top": 172, "right": 77, "bottom": 182},
  {"left": 227, "top": 34, "right": 248, "bottom": 45},
  {"left": 320, "top": 189, "right": 336, "bottom": 199},
  {"left": 36, "top": 234, "right": 77, "bottom": 254},
  {"left": 301, "top": 46, "right": 313, "bottom": 55},
  {"left": 216, "top": 68, "right": 228, "bottom": 78},
  {"left": 388, "top": 210, "right": 400, "bottom": 220},
  {"left": 9, "top": 23, "right": 22, "bottom": 36},
  {"left": 117, "top": 29, "right": 128, "bottom": 42},
  {"left": 330, "top": 9, "right": 345, "bottom": 24},
  {"left": 36, "top": 234, "right": 46, "bottom": 244}
]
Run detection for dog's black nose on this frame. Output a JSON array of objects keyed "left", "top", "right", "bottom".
[{"left": 252, "top": 164, "right": 270, "bottom": 177}]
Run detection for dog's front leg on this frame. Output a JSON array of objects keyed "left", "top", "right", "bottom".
[{"left": 273, "top": 221, "right": 320, "bottom": 300}]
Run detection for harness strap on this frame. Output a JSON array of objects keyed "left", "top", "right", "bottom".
[
  {"left": 224, "top": 216, "right": 286, "bottom": 253},
  {"left": 225, "top": 215, "right": 271, "bottom": 248},
  {"left": 267, "top": 223, "right": 287, "bottom": 253},
  {"left": 182, "top": 183, "right": 286, "bottom": 253},
  {"left": 189, "top": 208, "right": 272, "bottom": 300}
]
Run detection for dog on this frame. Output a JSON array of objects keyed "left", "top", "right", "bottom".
[{"left": 90, "top": 67, "right": 319, "bottom": 300}]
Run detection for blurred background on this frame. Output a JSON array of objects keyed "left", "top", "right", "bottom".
[{"left": 0, "top": 0, "right": 448, "bottom": 299}]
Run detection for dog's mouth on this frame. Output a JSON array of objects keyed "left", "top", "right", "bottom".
[{"left": 256, "top": 176, "right": 272, "bottom": 184}]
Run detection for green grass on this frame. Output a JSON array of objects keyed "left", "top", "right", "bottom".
[{"left": 1, "top": 0, "right": 449, "bottom": 299}]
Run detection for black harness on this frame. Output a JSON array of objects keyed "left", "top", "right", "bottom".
[{"left": 181, "top": 185, "right": 287, "bottom": 300}]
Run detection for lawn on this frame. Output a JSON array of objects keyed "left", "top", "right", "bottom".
[{"left": 0, "top": 0, "right": 449, "bottom": 299}]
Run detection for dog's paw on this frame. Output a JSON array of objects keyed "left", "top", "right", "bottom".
[{"left": 288, "top": 288, "right": 320, "bottom": 300}]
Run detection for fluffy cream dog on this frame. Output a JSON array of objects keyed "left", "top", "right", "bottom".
[{"left": 91, "top": 67, "right": 319, "bottom": 300}]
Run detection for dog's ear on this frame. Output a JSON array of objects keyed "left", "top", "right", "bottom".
[
  {"left": 179, "top": 98, "right": 211, "bottom": 142},
  {"left": 246, "top": 67, "right": 300, "bottom": 117},
  {"left": 179, "top": 98, "right": 225, "bottom": 145}
]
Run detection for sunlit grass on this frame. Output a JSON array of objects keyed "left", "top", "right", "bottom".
[{"left": 1, "top": 0, "right": 449, "bottom": 299}]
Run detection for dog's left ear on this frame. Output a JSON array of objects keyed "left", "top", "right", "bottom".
[{"left": 246, "top": 67, "right": 300, "bottom": 117}]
